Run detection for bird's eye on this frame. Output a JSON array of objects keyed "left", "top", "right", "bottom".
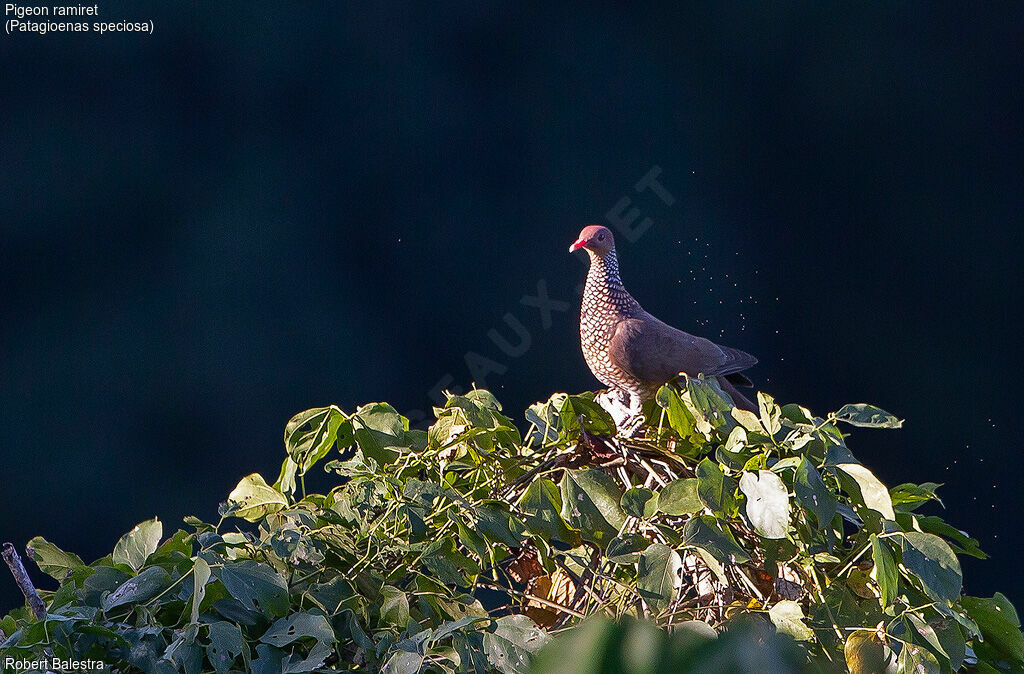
[{"left": 598, "top": 233, "right": 605, "bottom": 241}]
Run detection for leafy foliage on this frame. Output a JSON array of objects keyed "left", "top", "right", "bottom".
[{"left": 1, "top": 378, "right": 1020, "bottom": 673}]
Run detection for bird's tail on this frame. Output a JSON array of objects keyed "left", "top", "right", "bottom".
[{"left": 717, "top": 375, "right": 758, "bottom": 413}]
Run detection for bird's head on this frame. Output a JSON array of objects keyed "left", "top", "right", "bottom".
[{"left": 569, "top": 225, "right": 615, "bottom": 256}]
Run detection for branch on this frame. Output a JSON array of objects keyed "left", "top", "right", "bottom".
[{"left": 2, "top": 542, "right": 46, "bottom": 621}]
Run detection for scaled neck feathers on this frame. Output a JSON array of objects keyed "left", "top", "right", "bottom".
[{"left": 584, "top": 248, "right": 643, "bottom": 318}]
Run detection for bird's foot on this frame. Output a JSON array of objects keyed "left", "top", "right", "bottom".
[{"left": 596, "top": 390, "right": 646, "bottom": 437}]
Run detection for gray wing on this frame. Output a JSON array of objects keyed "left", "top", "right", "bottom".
[{"left": 609, "top": 313, "right": 757, "bottom": 385}]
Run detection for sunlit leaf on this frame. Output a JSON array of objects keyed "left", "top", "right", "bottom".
[
  {"left": 226, "top": 473, "right": 288, "bottom": 522},
  {"left": 739, "top": 470, "right": 790, "bottom": 539},
  {"left": 769, "top": 600, "right": 813, "bottom": 641},
  {"left": 833, "top": 404, "right": 903, "bottom": 429},
  {"left": 657, "top": 478, "right": 702, "bottom": 516},
  {"left": 25, "top": 537, "right": 85, "bottom": 581},
  {"left": 112, "top": 517, "right": 163, "bottom": 572},
  {"left": 836, "top": 463, "right": 895, "bottom": 521}
]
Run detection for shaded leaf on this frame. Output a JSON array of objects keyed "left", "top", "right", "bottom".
[
  {"left": 559, "top": 469, "right": 626, "bottom": 547},
  {"left": 518, "top": 479, "right": 580, "bottom": 547},
  {"left": 380, "top": 585, "right": 411, "bottom": 627},
  {"left": 900, "top": 532, "right": 962, "bottom": 604},
  {"left": 637, "top": 544, "right": 682, "bottom": 614},
  {"left": 207, "top": 621, "right": 243, "bottom": 674},
  {"left": 621, "top": 486, "right": 656, "bottom": 519},
  {"left": 219, "top": 560, "right": 290, "bottom": 617},
  {"left": 260, "top": 612, "right": 336, "bottom": 647},
  {"left": 423, "top": 537, "right": 480, "bottom": 587},
  {"left": 101, "top": 566, "right": 171, "bottom": 610},
  {"left": 696, "top": 458, "right": 738, "bottom": 516},
  {"left": 871, "top": 535, "right": 898, "bottom": 608},
  {"left": 483, "top": 614, "right": 549, "bottom": 674},
  {"left": 683, "top": 515, "right": 750, "bottom": 564},
  {"left": 794, "top": 456, "right": 837, "bottom": 529}
]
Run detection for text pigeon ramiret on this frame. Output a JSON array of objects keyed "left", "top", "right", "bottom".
[{"left": 570, "top": 225, "right": 758, "bottom": 422}]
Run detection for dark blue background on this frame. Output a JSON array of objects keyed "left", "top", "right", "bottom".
[{"left": 2, "top": 3, "right": 1021, "bottom": 611}]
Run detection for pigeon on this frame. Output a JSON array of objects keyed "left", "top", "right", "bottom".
[{"left": 570, "top": 224, "right": 758, "bottom": 414}]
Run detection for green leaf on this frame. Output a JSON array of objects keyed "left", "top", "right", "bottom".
[
  {"left": 190, "top": 557, "right": 211, "bottom": 625},
  {"left": 83, "top": 564, "right": 132, "bottom": 605},
  {"left": 606, "top": 534, "right": 651, "bottom": 564},
  {"left": 352, "top": 402, "right": 411, "bottom": 465},
  {"left": 682, "top": 515, "right": 750, "bottom": 564},
  {"left": 284, "top": 405, "right": 350, "bottom": 473},
  {"left": 112, "top": 517, "right": 163, "bottom": 572},
  {"left": 793, "top": 456, "right": 837, "bottom": 529},
  {"left": 890, "top": 482, "right": 943, "bottom": 511},
  {"left": 961, "top": 594, "right": 1024, "bottom": 666},
  {"left": 251, "top": 644, "right": 285, "bottom": 674},
  {"left": 274, "top": 457, "right": 299, "bottom": 497},
  {"left": 896, "top": 642, "right": 941, "bottom": 674},
  {"left": 900, "top": 532, "right": 962, "bottom": 604},
  {"left": 769, "top": 600, "right": 814, "bottom": 641},
  {"left": 383, "top": 650, "right": 425, "bottom": 674},
  {"left": 833, "top": 403, "right": 903, "bottom": 429},
  {"left": 738, "top": 470, "right": 790, "bottom": 539},
  {"left": 836, "top": 463, "right": 895, "bottom": 521},
  {"left": 559, "top": 394, "right": 617, "bottom": 436},
  {"left": 306, "top": 576, "right": 354, "bottom": 616},
  {"left": 483, "top": 614, "right": 549, "bottom": 674},
  {"left": 226, "top": 473, "right": 289, "bottom": 522},
  {"left": 560, "top": 469, "right": 626, "bottom": 548},
  {"left": 757, "top": 391, "right": 782, "bottom": 435},
  {"left": 696, "top": 458, "right": 738, "bottom": 516},
  {"left": 207, "top": 621, "right": 243, "bottom": 674},
  {"left": 475, "top": 501, "right": 526, "bottom": 547},
  {"left": 658, "top": 478, "right": 702, "bottom": 516},
  {"left": 101, "top": 566, "right": 171, "bottom": 610},
  {"left": 684, "top": 376, "right": 737, "bottom": 436},
  {"left": 916, "top": 515, "right": 987, "bottom": 559},
  {"left": 25, "top": 537, "right": 85, "bottom": 581},
  {"left": 621, "top": 486, "right": 656, "bottom": 519},
  {"left": 518, "top": 479, "right": 581, "bottom": 547},
  {"left": 219, "top": 560, "right": 290, "bottom": 617},
  {"left": 260, "top": 612, "right": 336, "bottom": 647},
  {"left": 637, "top": 543, "right": 682, "bottom": 614},
  {"left": 844, "top": 630, "right": 890, "bottom": 674},
  {"left": 423, "top": 536, "right": 481, "bottom": 587},
  {"left": 380, "top": 585, "right": 411, "bottom": 627},
  {"left": 656, "top": 385, "right": 697, "bottom": 440},
  {"left": 871, "top": 535, "right": 898, "bottom": 608}
]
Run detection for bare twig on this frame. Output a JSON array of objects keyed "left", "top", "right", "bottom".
[{"left": 2, "top": 542, "right": 46, "bottom": 621}]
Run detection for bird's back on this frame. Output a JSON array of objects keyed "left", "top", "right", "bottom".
[{"left": 609, "top": 312, "right": 757, "bottom": 389}]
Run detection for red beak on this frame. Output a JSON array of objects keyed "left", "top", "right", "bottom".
[{"left": 569, "top": 238, "right": 587, "bottom": 252}]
